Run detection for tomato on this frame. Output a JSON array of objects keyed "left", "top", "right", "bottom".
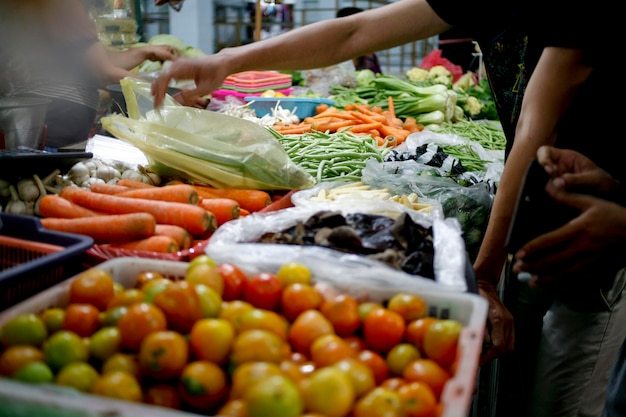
[
  {"left": 245, "top": 374, "right": 304, "bottom": 417},
  {"left": 405, "top": 317, "right": 438, "bottom": 353},
  {"left": 217, "top": 262, "right": 248, "bottom": 301},
  {"left": 1, "top": 313, "right": 48, "bottom": 347},
  {"left": 353, "top": 386, "right": 404, "bottom": 417},
  {"left": 195, "top": 283, "right": 223, "bottom": 318},
  {"left": 288, "top": 309, "right": 334, "bottom": 355},
  {"left": 279, "top": 359, "right": 314, "bottom": 387},
  {"left": 357, "top": 349, "right": 390, "bottom": 385},
  {"left": 179, "top": 360, "right": 228, "bottom": 411},
  {"left": 231, "top": 329, "right": 286, "bottom": 365},
  {"left": 106, "top": 288, "right": 145, "bottom": 309},
  {"left": 39, "top": 307, "right": 65, "bottom": 334},
  {"left": 185, "top": 262, "right": 224, "bottom": 296},
  {"left": 101, "top": 353, "right": 141, "bottom": 378},
  {"left": 243, "top": 272, "right": 283, "bottom": 311},
  {"left": 363, "top": 308, "right": 406, "bottom": 354},
  {"left": 99, "top": 305, "right": 129, "bottom": 327},
  {"left": 43, "top": 330, "right": 88, "bottom": 372},
  {"left": 301, "top": 366, "right": 355, "bottom": 417},
  {"left": 145, "top": 384, "right": 181, "bottom": 409},
  {"left": 319, "top": 294, "right": 361, "bottom": 337},
  {"left": 69, "top": 268, "right": 116, "bottom": 311},
  {"left": 422, "top": 319, "right": 463, "bottom": 369},
  {"left": 230, "top": 361, "right": 285, "bottom": 400},
  {"left": 62, "top": 303, "right": 101, "bottom": 338},
  {"left": 387, "top": 293, "right": 427, "bottom": 322},
  {"left": 217, "top": 399, "right": 248, "bottom": 417},
  {"left": 332, "top": 358, "right": 376, "bottom": 398},
  {"left": 276, "top": 262, "right": 312, "bottom": 286},
  {"left": 13, "top": 361, "right": 54, "bottom": 384},
  {"left": 402, "top": 358, "right": 451, "bottom": 400},
  {"left": 135, "top": 271, "right": 165, "bottom": 289},
  {"left": 237, "top": 308, "right": 289, "bottom": 341},
  {"left": 117, "top": 302, "right": 167, "bottom": 351},
  {"left": 310, "top": 334, "right": 356, "bottom": 368},
  {"left": 357, "top": 301, "right": 384, "bottom": 323},
  {"left": 219, "top": 300, "right": 254, "bottom": 329},
  {"left": 189, "top": 318, "right": 235, "bottom": 365},
  {"left": 91, "top": 370, "right": 143, "bottom": 402},
  {"left": 139, "top": 330, "right": 189, "bottom": 380},
  {"left": 89, "top": 326, "right": 121, "bottom": 361},
  {"left": 397, "top": 381, "right": 437, "bottom": 417},
  {"left": 380, "top": 377, "right": 408, "bottom": 391},
  {"left": 55, "top": 362, "right": 99, "bottom": 392},
  {"left": 344, "top": 335, "right": 367, "bottom": 352},
  {"left": 280, "top": 283, "right": 323, "bottom": 322},
  {"left": 139, "top": 278, "right": 172, "bottom": 302},
  {"left": 153, "top": 280, "right": 204, "bottom": 334},
  {"left": 0, "top": 345, "right": 44, "bottom": 377},
  {"left": 386, "top": 343, "right": 421, "bottom": 376}
]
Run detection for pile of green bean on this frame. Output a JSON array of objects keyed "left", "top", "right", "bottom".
[
  {"left": 436, "top": 119, "right": 506, "bottom": 151},
  {"left": 272, "top": 130, "right": 390, "bottom": 183}
]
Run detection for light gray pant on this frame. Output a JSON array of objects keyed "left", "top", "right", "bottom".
[{"left": 526, "top": 269, "right": 626, "bottom": 417}]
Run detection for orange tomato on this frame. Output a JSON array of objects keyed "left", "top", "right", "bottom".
[
  {"left": 144, "top": 384, "right": 181, "bottom": 409},
  {"left": 135, "top": 271, "right": 165, "bottom": 289},
  {"left": 301, "top": 366, "right": 355, "bottom": 417},
  {"left": 185, "top": 262, "right": 225, "bottom": 296},
  {"left": 332, "top": 358, "right": 376, "bottom": 398},
  {"left": 380, "top": 377, "right": 408, "bottom": 391},
  {"left": 101, "top": 352, "right": 141, "bottom": 378},
  {"left": 91, "top": 370, "right": 142, "bottom": 402},
  {"left": 139, "top": 330, "right": 189, "bottom": 380},
  {"left": 357, "top": 349, "right": 390, "bottom": 385},
  {"left": 242, "top": 272, "right": 283, "bottom": 311},
  {"left": 363, "top": 308, "right": 406, "bottom": 354},
  {"left": 353, "top": 386, "right": 404, "bottom": 417},
  {"left": 310, "top": 334, "right": 356, "bottom": 368},
  {"left": 288, "top": 309, "right": 334, "bottom": 355},
  {"left": 117, "top": 302, "right": 167, "bottom": 351},
  {"left": 179, "top": 360, "right": 228, "bottom": 411},
  {"left": 106, "top": 289, "right": 145, "bottom": 309},
  {"left": 219, "top": 300, "right": 254, "bottom": 329},
  {"left": 189, "top": 318, "right": 235, "bottom": 365},
  {"left": 230, "top": 361, "right": 285, "bottom": 400},
  {"left": 62, "top": 303, "right": 101, "bottom": 338},
  {"left": 217, "top": 399, "right": 248, "bottom": 417},
  {"left": 217, "top": 262, "right": 248, "bottom": 302},
  {"left": 397, "top": 381, "right": 438, "bottom": 417},
  {"left": 280, "top": 283, "right": 323, "bottom": 322},
  {"left": 386, "top": 343, "right": 421, "bottom": 376},
  {"left": 231, "top": 329, "right": 287, "bottom": 365},
  {"left": 405, "top": 317, "right": 438, "bottom": 353},
  {"left": 386, "top": 293, "right": 427, "bottom": 322},
  {"left": 153, "top": 280, "right": 204, "bottom": 334},
  {"left": 319, "top": 294, "right": 361, "bottom": 337},
  {"left": 402, "top": 358, "right": 451, "bottom": 400},
  {"left": 69, "top": 268, "right": 116, "bottom": 311},
  {"left": 344, "top": 335, "right": 367, "bottom": 353},
  {"left": 237, "top": 308, "right": 289, "bottom": 341},
  {"left": 357, "top": 301, "right": 384, "bottom": 323},
  {"left": 0, "top": 345, "right": 44, "bottom": 377},
  {"left": 422, "top": 319, "right": 463, "bottom": 369}
]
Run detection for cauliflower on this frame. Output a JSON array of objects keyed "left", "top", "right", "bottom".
[
  {"left": 405, "top": 67, "right": 429, "bottom": 82},
  {"left": 428, "top": 65, "right": 453, "bottom": 88},
  {"left": 452, "top": 71, "right": 476, "bottom": 92},
  {"left": 462, "top": 96, "right": 484, "bottom": 117}
]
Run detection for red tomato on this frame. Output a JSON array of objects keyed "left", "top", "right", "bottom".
[
  {"left": 217, "top": 262, "right": 248, "bottom": 301},
  {"left": 242, "top": 272, "right": 282, "bottom": 311}
]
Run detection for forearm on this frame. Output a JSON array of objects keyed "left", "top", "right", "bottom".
[{"left": 107, "top": 48, "right": 149, "bottom": 71}]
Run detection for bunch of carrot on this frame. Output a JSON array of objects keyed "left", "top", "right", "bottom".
[
  {"left": 271, "top": 99, "right": 424, "bottom": 146},
  {"left": 37, "top": 180, "right": 274, "bottom": 254}
]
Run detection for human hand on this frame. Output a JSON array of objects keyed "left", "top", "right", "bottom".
[
  {"left": 477, "top": 278, "right": 515, "bottom": 366},
  {"left": 536, "top": 145, "right": 619, "bottom": 198},
  {"left": 143, "top": 45, "right": 181, "bottom": 62},
  {"left": 513, "top": 188, "right": 626, "bottom": 285},
  {"left": 172, "top": 89, "right": 209, "bottom": 109},
  {"left": 152, "top": 57, "right": 228, "bottom": 108}
]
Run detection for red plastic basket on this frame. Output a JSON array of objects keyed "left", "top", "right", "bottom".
[{"left": 0, "top": 213, "right": 93, "bottom": 310}]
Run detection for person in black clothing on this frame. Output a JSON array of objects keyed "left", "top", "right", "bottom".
[{"left": 151, "top": 2, "right": 622, "bottom": 415}]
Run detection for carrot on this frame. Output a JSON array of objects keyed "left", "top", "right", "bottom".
[
  {"left": 272, "top": 125, "right": 313, "bottom": 135},
  {"left": 379, "top": 125, "right": 410, "bottom": 144},
  {"left": 313, "top": 119, "right": 356, "bottom": 133},
  {"left": 40, "top": 213, "right": 156, "bottom": 244},
  {"left": 199, "top": 197, "right": 240, "bottom": 226},
  {"left": 239, "top": 208, "right": 250, "bottom": 217},
  {"left": 258, "top": 190, "right": 296, "bottom": 213},
  {"left": 387, "top": 96, "right": 396, "bottom": 119},
  {"left": 347, "top": 122, "right": 383, "bottom": 134},
  {"left": 189, "top": 186, "right": 272, "bottom": 213},
  {"left": 154, "top": 224, "right": 192, "bottom": 250},
  {"left": 90, "top": 183, "right": 130, "bottom": 195},
  {"left": 38, "top": 194, "right": 103, "bottom": 218},
  {"left": 108, "top": 235, "right": 179, "bottom": 253},
  {"left": 59, "top": 186, "right": 215, "bottom": 236},
  {"left": 315, "top": 103, "right": 329, "bottom": 114},
  {"left": 116, "top": 184, "right": 200, "bottom": 205},
  {"left": 116, "top": 179, "right": 156, "bottom": 189}
]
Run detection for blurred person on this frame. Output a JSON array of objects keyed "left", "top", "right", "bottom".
[
  {"left": 336, "top": 7, "right": 382, "bottom": 74},
  {"left": 150, "top": 1, "right": 620, "bottom": 416}
]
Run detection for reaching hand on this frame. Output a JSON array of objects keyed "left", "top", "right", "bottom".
[
  {"left": 143, "top": 44, "right": 181, "bottom": 62},
  {"left": 477, "top": 278, "right": 515, "bottom": 365}
]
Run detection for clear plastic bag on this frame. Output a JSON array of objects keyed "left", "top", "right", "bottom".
[{"left": 100, "top": 78, "right": 315, "bottom": 190}]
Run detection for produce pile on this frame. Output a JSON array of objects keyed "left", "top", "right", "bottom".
[{"left": 0, "top": 256, "right": 467, "bottom": 417}]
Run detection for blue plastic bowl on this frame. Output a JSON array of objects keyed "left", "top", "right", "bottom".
[{"left": 243, "top": 97, "right": 335, "bottom": 120}]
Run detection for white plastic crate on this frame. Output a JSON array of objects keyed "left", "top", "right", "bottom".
[{"left": 0, "top": 256, "right": 487, "bottom": 417}]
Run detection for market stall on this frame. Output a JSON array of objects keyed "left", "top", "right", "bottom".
[{"left": 0, "top": 46, "right": 500, "bottom": 417}]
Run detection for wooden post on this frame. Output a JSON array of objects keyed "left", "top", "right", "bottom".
[{"left": 254, "top": 0, "right": 262, "bottom": 41}]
